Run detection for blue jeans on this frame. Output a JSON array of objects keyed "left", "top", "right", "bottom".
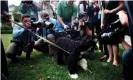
[
  {"left": 56, "top": 20, "right": 71, "bottom": 32},
  {"left": 122, "top": 48, "right": 133, "bottom": 80},
  {"left": 42, "top": 27, "right": 55, "bottom": 38}
]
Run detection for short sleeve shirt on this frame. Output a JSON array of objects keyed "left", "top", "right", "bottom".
[{"left": 56, "top": 1, "right": 77, "bottom": 21}]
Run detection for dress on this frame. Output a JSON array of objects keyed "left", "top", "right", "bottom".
[{"left": 103, "top": 1, "right": 121, "bottom": 44}]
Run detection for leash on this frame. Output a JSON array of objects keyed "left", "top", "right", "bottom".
[{"left": 94, "top": 19, "right": 120, "bottom": 41}]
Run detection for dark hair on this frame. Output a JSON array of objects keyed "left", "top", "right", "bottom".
[
  {"left": 21, "top": 14, "right": 30, "bottom": 20},
  {"left": 83, "top": 1, "right": 87, "bottom": 11},
  {"left": 21, "top": 1, "right": 33, "bottom": 4}
]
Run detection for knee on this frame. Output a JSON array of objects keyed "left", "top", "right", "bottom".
[{"left": 47, "top": 34, "right": 55, "bottom": 42}]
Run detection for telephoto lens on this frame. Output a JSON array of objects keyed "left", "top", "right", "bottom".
[
  {"left": 30, "top": 20, "right": 42, "bottom": 28},
  {"left": 44, "top": 21, "right": 54, "bottom": 29}
]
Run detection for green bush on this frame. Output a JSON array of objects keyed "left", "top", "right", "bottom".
[
  {"left": 13, "top": 13, "right": 21, "bottom": 22},
  {"left": 1, "top": 30, "right": 12, "bottom": 34},
  {"left": 1, "top": 25, "right": 13, "bottom": 34}
]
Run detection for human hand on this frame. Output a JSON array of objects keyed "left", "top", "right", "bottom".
[
  {"left": 63, "top": 24, "right": 69, "bottom": 30},
  {"left": 104, "top": 9, "right": 112, "bottom": 14},
  {"left": 100, "top": 23, "right": 104, "bottom": 29},
  {"left": 94, "top": 12, "right": 97, "bottom": 16},
  {"left": 71, "top": 21, "right": 75, "bottom": 28}
]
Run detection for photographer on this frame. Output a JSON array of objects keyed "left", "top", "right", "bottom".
[
  {"left": 34, "top": 11, "right": 58, "bottom": 56},
  {"left": 40, "top": 0, "right": 56, "bottom": 18},
  {"left": 6, "top": 14, "right": 37, "bottom": 61},
  {"left": 19, "top": 0, "right": 40, "bottom": 21},
  {"left": 77, "top": 0, "right": 88, "bottom": 31},
  {"left": 40, "top": 11, "right": 58, "bottom": 37}
]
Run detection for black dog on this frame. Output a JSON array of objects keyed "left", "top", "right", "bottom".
[{"left": 54, "top": 29, "right": 96, "bottom": 79}]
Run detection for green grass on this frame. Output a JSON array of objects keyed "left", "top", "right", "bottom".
[{"left": 1, "top": 34, "right": 124, "bottom": 80}]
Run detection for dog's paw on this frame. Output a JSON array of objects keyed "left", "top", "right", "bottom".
[
  {"left": 69, "top": 73, "right": 78, "bottom": 79},
  {"left": 78, "top": 58, "right": 88, "bottom": 71}
]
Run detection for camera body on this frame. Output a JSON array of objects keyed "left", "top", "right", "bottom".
[
  {"left": 30, "top": 20, "right": 54, "bottom": 29},
  {"left": 44, "top": 21, "right": 54, "bottom": 29}
]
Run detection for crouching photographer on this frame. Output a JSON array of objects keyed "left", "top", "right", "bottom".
[
  {"left": 6, "top": 14, "right": 37, "bottom": 62},
  {"left": 34, "top": 11, "right": 58, "bottom": 56}
]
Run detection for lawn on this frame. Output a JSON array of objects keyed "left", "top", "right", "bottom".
[{"left": 1, "top": 34, "right": 124, "bottom": 80}]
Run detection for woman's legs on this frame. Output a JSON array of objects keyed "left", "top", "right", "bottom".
[
  {"left": 112, "top": 44, "right": 119, "bottom": 66},
  {"left": 107, "top": 43, "right": 119, "bottom": 66},
  {"left": 107, "top": 44, "right": 113, "bottom": 62},
  {"left": 100, "top": 44, "right": 108, "bottom": 60}
]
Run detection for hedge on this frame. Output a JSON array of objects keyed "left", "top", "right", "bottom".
[{"left": 1, "top": 25, "right": 13, "bottom": 34}]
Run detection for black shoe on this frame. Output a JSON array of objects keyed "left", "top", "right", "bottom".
[
  {"left": 17, "top": 50, "right": 22, "bottom": 56},
  {"left": 7, "top": 54, "right": 18, "bottom": 62},
  {"left": 11, "top": 58, "right": 18, "bottom": 63},
  {"left": 26, "top": 55, "right": 30, "bottom": 60}
]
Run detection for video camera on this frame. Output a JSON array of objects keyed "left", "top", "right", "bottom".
[{"left": 30, "top": 20, "right": 54, "bottom": 29}]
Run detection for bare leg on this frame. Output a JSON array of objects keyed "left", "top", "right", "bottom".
[
  {"left": 107, "top": 44, "right": 113, "bottom": 62},
  {"left": 100, "top": 44, "right": 108, "bottom": 60},
  {"left": 112, "top": 44, "right": 119, "bottom": 66}
]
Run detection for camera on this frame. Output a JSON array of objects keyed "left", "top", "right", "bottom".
[
  {"left": 30, "top": 20, "right": 42, "bottom": 28},
  {"left": 30, "top": 20, "right": 54, "bottom": 29},
  {"left": 44, "top": 21, "right": 54, "bottom": 29}
]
